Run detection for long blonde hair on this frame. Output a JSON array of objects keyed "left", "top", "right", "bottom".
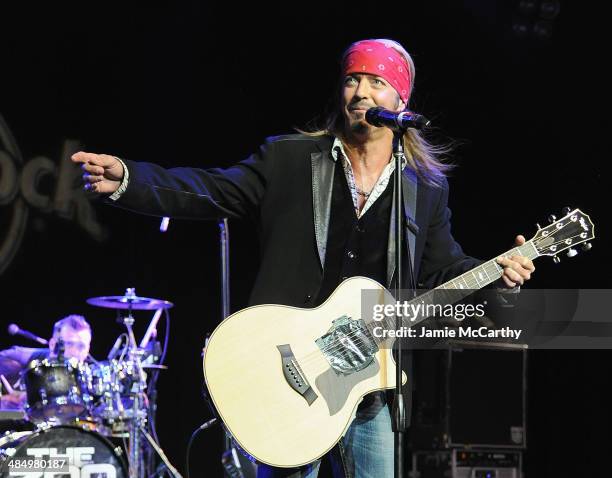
[{"left": 299, "top": 38, "right": 453, "bottom": 186}]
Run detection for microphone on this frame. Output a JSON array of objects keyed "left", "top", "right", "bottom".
[
  {"left": 7, "top": 324, "right": 48, "bottom": 345},
  {"left": 365, "top": 107, "right": 430, "bottom": 131},
  {"left": 107, "top": 336, "right": 125, "bottom": 360}
]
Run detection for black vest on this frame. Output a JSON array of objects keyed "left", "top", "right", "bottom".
[{"left": 315, "top": 163, "right": 393, "bottom": 305}]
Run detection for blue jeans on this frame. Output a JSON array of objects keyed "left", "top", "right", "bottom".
[{"left": 256, "top": 392, "right": 394, "bottom": 478}]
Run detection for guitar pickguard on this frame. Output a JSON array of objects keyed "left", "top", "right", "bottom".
[{"left": 316, "top": 315, "right": 379, "bottom": 375}]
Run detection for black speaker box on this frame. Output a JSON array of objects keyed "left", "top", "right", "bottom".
[{"left": 411, "top": 341, "right": 527, "bottom": 449}]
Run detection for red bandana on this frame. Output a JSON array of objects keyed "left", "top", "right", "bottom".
[{"left": 342, "top": 40, "right": 412, "bottom": 103}]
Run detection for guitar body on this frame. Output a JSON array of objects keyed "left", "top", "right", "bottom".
[{"left": 203, "top": 276, "right": 405, "bottom": 468}]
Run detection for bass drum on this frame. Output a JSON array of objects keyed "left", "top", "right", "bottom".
[{"left": 0, "top": 425, "right": 126, "bottom": 477}]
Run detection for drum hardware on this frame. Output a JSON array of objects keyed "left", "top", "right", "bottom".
[
  {"left": 70, "top": 415, "right": 112, "bottom": 435},
  {"left": 86, "top": 288, "right": 180, "bottom": 478},
  {"left": 0, "top": 288, "right": 180, "bottom": 478},
  {"left": 0, "top": 429, "right": 31, "bottom": 448},
  {"left": 141, "top": 424, "right": 182, "bottom": 478}
]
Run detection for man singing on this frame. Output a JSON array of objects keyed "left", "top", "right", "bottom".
[{"left": 72, "top": 38, "right": 533, "bottom": 478}]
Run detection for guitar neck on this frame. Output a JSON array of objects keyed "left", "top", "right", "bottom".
[
  {"left": 373, "top": 240, "right": 540, "bottom": 336},
  {"left": 436, "top": 240, "right": 540, "bottom": 291}
]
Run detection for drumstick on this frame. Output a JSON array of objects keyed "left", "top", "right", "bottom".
[
  {"left": 0, "top": 374, "right": 14, "bottom": 394},
  {"left": 140, "top": 308, "right": 163, "bottom": 349}
]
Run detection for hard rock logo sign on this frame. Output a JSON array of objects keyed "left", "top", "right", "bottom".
[{"left": 0, "top": 114, "right": 106, "bottom": 275}]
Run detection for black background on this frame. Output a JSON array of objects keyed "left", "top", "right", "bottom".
[{"left": 1, "top": 1, "right": 609, "bottom": 476}]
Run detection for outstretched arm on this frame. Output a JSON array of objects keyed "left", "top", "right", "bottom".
[{"left": 72, "top": 141, "right": 274, "bottom": 220}]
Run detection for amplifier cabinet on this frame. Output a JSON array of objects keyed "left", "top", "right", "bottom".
[{"left": 411, "top": 341, "right": 527, "bottom": 449}]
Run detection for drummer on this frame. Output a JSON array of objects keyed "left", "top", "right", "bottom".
[{"left": 0, "top": 315, "right": 92, "bottom": 409}]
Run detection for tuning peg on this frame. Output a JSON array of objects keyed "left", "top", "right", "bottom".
[
  {"left": 562, "top": 207, "right": 572, "bottom": 216},
  {"left": 536, "top": 223, "right": 542, "bottom": 230},
  {"left": 582, "top": 242, "right": 592, "bottom": 251},
  {"left": 553, "top": 256, "right": 561, "bottom": 264},
  {"left": 548, "top": 215, "right": 557, "bottom": 223},
  {"left": 566, "top": 248, "right": 578, "bottom": 258}
]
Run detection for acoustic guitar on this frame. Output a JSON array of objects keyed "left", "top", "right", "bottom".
[{"left": 203, "top": 208, "right": 594, "bottom": 468}]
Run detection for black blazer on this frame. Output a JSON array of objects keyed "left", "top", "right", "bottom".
[{"left": 115, "top": 134, "right": 480, "bottom": 306}]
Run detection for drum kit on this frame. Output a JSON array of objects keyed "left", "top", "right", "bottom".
[{"left": 0, "top": 288, "right": 182, "bottom": 478}]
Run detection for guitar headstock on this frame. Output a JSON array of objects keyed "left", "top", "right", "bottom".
[{"left": 530, "top": 208, "right": 595, "bottom": 261}]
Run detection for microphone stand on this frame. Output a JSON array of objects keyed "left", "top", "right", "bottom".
[
  {"left": 219, "top": 218, "right": 230, "bottom": 465},
  {"left": 391, "top": 129, "right": 417, "bottom": 478},
  {"left": 218, "top": 219, "right": 241, "bottom": 471},
  {"left": 216, "top": 219, "right": 251, "bottom": 477}
]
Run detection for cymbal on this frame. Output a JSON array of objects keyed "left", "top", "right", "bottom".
[{"left": 87, "top": 294, "right": 174, "bottom": 310}]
